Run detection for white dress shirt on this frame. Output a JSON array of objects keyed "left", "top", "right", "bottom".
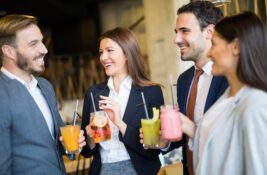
[
  {"left": 99, "top": 76, "right": 132, "bottom": 163},
  {"left": 1, "top": 67, "right": 54, "bottom": 138},
  {"left": 188, "top": 61, "right": 213, "bottom": 124}
]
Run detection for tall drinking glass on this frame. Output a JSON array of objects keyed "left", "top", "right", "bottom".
[
  {"left": 90, "top": 111, "right": 111, "bottom": 143},
  {"left": 60, "top": 125, "right": 80, "bottom": 153},
  {"left": 141, "top": 117, "right": 160, "bottom": 149},
  {"left": 160, "top": 105, "right": 182, "bottom": 141}
]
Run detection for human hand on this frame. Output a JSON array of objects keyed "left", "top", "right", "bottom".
[
  {"left": 85, "top": 120, "right": 97, "bottom": 149},
  {"left": 99, "top": 95, "right": 127, "bottom": 135},
  {"left": 99, "top": 95, "right": 122, "bottom": 126},
  {"left": 78, "top": 130, "right": 86, "bottom": 150},
  {"left": 179, "top": 112, "right": 195, "bottom": 138}
]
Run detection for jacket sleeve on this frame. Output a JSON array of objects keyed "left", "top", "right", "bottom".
[
  {"left": 0, "top": 89, "right": 11, "bottom": 174},
  {"left": 119, "top": 85, "right": 165, "bottom": 160},
  {"left": 242, "top": 101, "right": 267, "bottom": 175}
]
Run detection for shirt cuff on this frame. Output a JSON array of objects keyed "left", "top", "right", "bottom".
[{"left": 160, "top": 142, "right": 171, "bottom": 152}]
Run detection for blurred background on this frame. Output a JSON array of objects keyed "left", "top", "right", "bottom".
[
  {"left": 0, "top": 0, "right": 266, "bottom": 174},
  {"left": 1, "top": 0, "right": 266, "bottom": 107}
]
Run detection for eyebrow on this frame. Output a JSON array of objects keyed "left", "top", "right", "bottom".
[
  {"left": 27, "top": 39, "right": 39, "bottom": 45},
  {"left": 101, "top": 46, "right": 114, "bottom": 50},
  {"left": 175, "top": 27, "right": 190, "bottom": 33},
  {"left": 179, "top": 27, "right": 190, "bottom": 30},
  {"left": 99, "top": 46, "right": 114, "bottom": 51}
]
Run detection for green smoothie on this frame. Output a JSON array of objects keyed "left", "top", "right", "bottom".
[{"left": 141, "top": 118, "right": 160, "bottom": 149}]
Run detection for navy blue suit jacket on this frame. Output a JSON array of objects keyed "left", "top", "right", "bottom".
[
  {"left": 168, "top": 66, "right": 228, "bottom": 175},
  {"left": 81, "top": 82, "right": 164, "bottom": 175}
]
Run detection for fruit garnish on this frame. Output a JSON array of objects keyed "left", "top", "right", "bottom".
[
  {"left": 152, "top": 107, "right": 159, "bottom": 121},
  {"left": 93, "top": 116, "right": 107, "bottom": 127}
]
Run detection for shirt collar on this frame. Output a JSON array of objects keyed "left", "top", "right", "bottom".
[
  {"left": 194, "top": 61, "right": 213, "bottom": 76},
  {"left": 1, "top": 67, "right": 38, "bottom": 89},
  {"left": 107, "top": 76, "right": 132, "bottom": 92}
]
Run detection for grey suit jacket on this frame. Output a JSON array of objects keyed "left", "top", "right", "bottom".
[
  {"left": 193, "top": 86, "right": 267, "bottom": 175},
  {"left": 0, "top": 72, "right": 66, "bottom": 175}
]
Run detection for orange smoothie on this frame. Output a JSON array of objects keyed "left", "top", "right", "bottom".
[{"left": 60, "top": 125, "right": 80, "bottom": 153}]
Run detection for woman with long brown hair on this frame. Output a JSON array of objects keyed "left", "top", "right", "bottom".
[{"left": 81, "top": 27, "right": 164, "bottom": 175}]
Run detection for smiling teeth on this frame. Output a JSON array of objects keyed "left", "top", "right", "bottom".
[{"left": 104, "top": 64, "right": 112, "bottom": 67}]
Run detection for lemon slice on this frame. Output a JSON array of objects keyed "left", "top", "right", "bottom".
[
  {"left": 152, "top": 107, "right": 159, "bottom": 121},
  {"left": 93, "top": 116, "right": 107, "bottom": 127}
]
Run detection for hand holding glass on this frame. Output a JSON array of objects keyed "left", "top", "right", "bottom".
[
  {"left": 141, "top": 108, "right": 160, "bottom": 149},
  {"left": 60, "top": 125, "right": 80, "bottom": 153},
  {"left": 160, "top": 105, "right": 182, "bottom": 141},
  {"left": 90, "top": 111, "right": 111, "bottom": 143}
]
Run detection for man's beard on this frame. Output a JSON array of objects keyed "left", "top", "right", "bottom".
[
  {"left": 181, "top": 47, "right": 204, "bottom": 62},
  {"left": 16, "top": 52, "right": 45, "bottom": 74}
]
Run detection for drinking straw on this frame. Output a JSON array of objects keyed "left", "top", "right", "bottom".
[
  {"left": 90, "top": 92, "right": 96, "bottom": 112},
  {"left": 141, "top": 92, "right": 150, "bottom": 119},
  {"left": 73, "top": 99, "right": 79, "bottom": 125},
  {"left": 169, "top": 74, "right": 175, "bottom": 108}
]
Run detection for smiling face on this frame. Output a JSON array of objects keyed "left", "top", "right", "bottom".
[
  {"left": 99, "top": 38, "right": 128, "bottom": 78},
  {"left": 174, "top": 13, "right": 209, "bottom": 63},
  {"left": 14, "top": 24, "right": 48, "bottom": 74},
  {"left": 208, "top": 32, "right": 239, "bottom": 77}
]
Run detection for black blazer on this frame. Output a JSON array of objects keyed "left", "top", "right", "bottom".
[
  {"left": 81, "top": 82, "right": 164, "bottom": 175},
  {"left": 166, "top": 66, "right": 228, "bottom": 175}
]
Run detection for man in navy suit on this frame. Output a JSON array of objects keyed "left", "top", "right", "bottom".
[{"left": 163, "top": 1, "right": 228, "bottom": 175}]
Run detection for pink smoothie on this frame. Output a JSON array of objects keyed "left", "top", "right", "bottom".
[{"left": 160, "top": 105, "right": 182, "bottom": 141}]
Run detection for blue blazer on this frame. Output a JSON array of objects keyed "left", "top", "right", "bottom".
[
  {"left": 168, "top": 66, "right": 228, "bottom": 175},
  {"left": 81, "top": 82, "right": 165, "bottom": 175},
  {"left": 0, "top": 72, "right": 66, "bottom": 175}
]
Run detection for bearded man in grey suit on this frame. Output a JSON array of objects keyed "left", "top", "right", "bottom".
[{"left": 0, "top": 14, "right": 85, "bottom": 174}]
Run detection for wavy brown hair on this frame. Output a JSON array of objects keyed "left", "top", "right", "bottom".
[{"left": 100, "top": 27, "right": 159, "bottom": 87}]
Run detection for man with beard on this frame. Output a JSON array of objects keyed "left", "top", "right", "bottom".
[
  {"left": 162, "top": 1, "right": 228, "bottom": 175},
  {"left": 0, "top": 14, "right": 85, "bottom": 174}
]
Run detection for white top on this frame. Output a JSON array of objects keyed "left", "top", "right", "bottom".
[
  {"left": 192, "top": 86, "right": 267, "bottom": 175},
  {"left": 188, "top": 61, "right": 213, "bottom": 124},
  {"left": 99, "top": 76, "right": 132, "bottom": 163},
  {"left": 1, "top": 67, "right": 54, "bottom": 138}
]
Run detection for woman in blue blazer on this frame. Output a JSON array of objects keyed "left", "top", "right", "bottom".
[{"left": 81, "top": 27, "right": 164, "bottom": 175}]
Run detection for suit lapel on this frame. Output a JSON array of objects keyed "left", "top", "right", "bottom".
[
  {"left": 204, "top": 76, "right": 224, "bottom": 113},
  {"left": 37, "top": 80, "right": 59, "bottom": 140},
  {"left": 3, "top": 75, "right": 56, "bottom": 143},
  {"left": 92, "top": 83, "right": 109, "bottom": 111},
  {"left": 123, "top": 85, "right": 142, "bottom": 123},
  {"left": 178, "top": 67, "right": 195, "bottom": 114}
]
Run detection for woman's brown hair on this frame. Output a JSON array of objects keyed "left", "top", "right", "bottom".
[
  {"left": 99, "top": 27, "right": 160, "bottom": 87},
  {"left": 215, "top": 12, "right": 267, "bottom": 92}
]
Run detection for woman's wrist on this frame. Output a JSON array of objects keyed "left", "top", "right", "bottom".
[
  {"left": 182, "top": 117, "right": 196, "bottom": 138},
  {"left": 87, "top": 136, "right": 96, "bottom": 149}
]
